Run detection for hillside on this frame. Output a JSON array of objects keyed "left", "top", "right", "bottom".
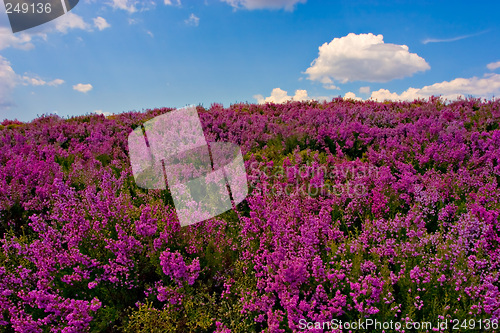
[{"left": 0, "top": 97, "right": 499, "bottom": 332}]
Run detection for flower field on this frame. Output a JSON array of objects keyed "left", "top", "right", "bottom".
[{"left": 1, "top": 97, "right": 499, "bottom": 332}]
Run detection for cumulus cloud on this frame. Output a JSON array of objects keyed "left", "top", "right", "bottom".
[
  {"left": 487, "top": 61, "right": 500, "bottom": 71},
  {"left": 292, "top": 89, "right": 309, "bottom": 101},
  {"left": 73, "top": 83, "right": 93, "bottom": 93},
  {"left": 93, "top": 17, "right": 111, "bottom": 31},
  {"left": 370, "top": 88, "right": 419, "bottom": 101},
  {"left": 221, "top": 0, "right": 306, "bottom": 11},
  {"left": 370, "top": 73, "right": 500, "bottom": 101},
  {"left": 185, "top": 14, "right": 200, "bottom": 27},
  {"left": 94, "top": 110, "right": 112, "bottom": 116},
  {"left": 254, "top": 88, "right": 310, "bottom": 104},
  {"left": 305, "top": 33, "right": 430, "bottom": 86},
  {"left": 252, "top": 88, "right": 330, "bottom": 104},
  {"left": 343, "top": 92, "right": 362, "bottom": 101}
]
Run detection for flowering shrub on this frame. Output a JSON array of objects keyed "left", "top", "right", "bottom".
[{"left": 0, "top": 97, "right": 499, "bottom": 332}]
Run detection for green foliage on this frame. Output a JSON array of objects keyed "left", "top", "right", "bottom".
[
  {"left": 54, "top": 154, "right": 75, "bottom": 173},
  {"left": 121, "top": 259, "right": 258, "bottom": 333},
  {"left": 96, "top": 153, "right": 112, "bottom": 167}
]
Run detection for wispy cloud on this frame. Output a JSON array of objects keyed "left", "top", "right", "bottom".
[
  {"left": 22, "top": 76, "right": 64, "bottom": 86},
  {"left": 422, "top": 30, "right": 488, "bottom": 44},
  {"left": 93, "top": 17, "right": 111, "bottom": 31},
  {"left": 52, "top": 12, "right": 91, "bottom": 33},
  {"left": 164, "top": 0, "right": 181, "bottom": 5},
  {"left": 0, "top": 56, "right": 18, "bottom": 109},
  {"left": 185, "top": 14, "right": 200, "bottom": 27},
  {"left": 0, "top": 27, "right": 37, "bottom": 51},
  {"left": 0, "top": 55, "right": 65, "bottom": 110},
  {"left": 107, "top": 0, "right": 156, "bottom": 13},
  {"left": 128, "top": 18, "right": 140, "bottom": 25},
  {"left": 0, "top": 12, "right": 92, "bottom": 51},
  {"left": 221, "top": 0, "right": 306, "bottom": 11},
  {"left": 359, "top": 86, "right": 370, "bottom": 94}
]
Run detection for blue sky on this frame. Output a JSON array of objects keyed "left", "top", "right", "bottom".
[{"left": 0, "top": 0, "right": 499, "bottom": 121}]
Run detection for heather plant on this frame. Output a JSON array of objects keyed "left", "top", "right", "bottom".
[{"left": 0, "top": 97, "right": 499, "bottom": 332}]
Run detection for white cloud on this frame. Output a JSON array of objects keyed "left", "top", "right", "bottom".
[
  {"left": 107, "top": 0, "right": 155, "bottom": 13},
  {"left": 49, "top": 79, "right": 65, "bottom": 86},
  {"left": 93, "top": 17, "right": 111, "bottom": 31},
  {"left": 0, "top": 56, "right": 65, "bottom": 109},
  {"left": 422, "top": 30, "right": 487, "bottom": 44},
  {"left": 13, "top": 11, "right": 90, "bottom": 35},
  {"left": 0, "top": 27, "right": 37, "bottom": 50},
  {"left": 146, "top": 30, "right": 154, "bottom": 38},
  {"left": 305, "top": 33, "right": 430, "bottom": 85},
  {"left": 94, "top": 110, "right": 112, "bottom": 116},
  {"left": 0, "top": 12, "right": 95, "bottom": 51},
  {"left": 359, "top": 86, "right": 371, "bottom": 94},
  {"left": 422, "top": 35, "right": 470, "bottom": 44},
  {"left": 254, "top": 88, "right": 311, "bottom": 104},
  {"left": 52, "top": 12, "right": 90, "bottom": 33},
  {"left": 22, "top": 76, "right": 65, "bottom": 86},
  {"left": 487, "top": 61, "right": 500, "bottom": 71},
  {"left": 108, "top": 0, "right": 138, "bottom": 13},
  {"left": 370, "top": 73, "right": 500, "bottom": 101},
  {"left": 23, "top": 77, "right": 46, "bottom": 86},
  {"left": 344, "top": 92, "right": 362, "bottom": 101},
  {"left": 324, "top": 84, "right": 339, "bottom": 90},
  {"left": 370, "top": 88, "right": 419, "bottom": 101},
  {"left": 221, "top": 0, "right": 306, "bottom": 11},
  {"left": 293, "top": 89, "right": 309, "bottom": 101},
  {"left": 73, "top": 83, "right": 93, "bottom": 93},
  {"left": 185, "top": 14, "right": 200, "bottom": 27},
  {"left": 0, "top": 56, "right": 18, "bottom": 108},
  {"left": 0, "top": 2, "right": 113, "bottom": 51},
  {"left": 164, "top": 0, "right": 181, "bottom": 5}
]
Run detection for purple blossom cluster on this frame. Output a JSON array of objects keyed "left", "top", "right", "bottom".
[{"left": 0, "top": 97, "right": 499, "bottom": 332}]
